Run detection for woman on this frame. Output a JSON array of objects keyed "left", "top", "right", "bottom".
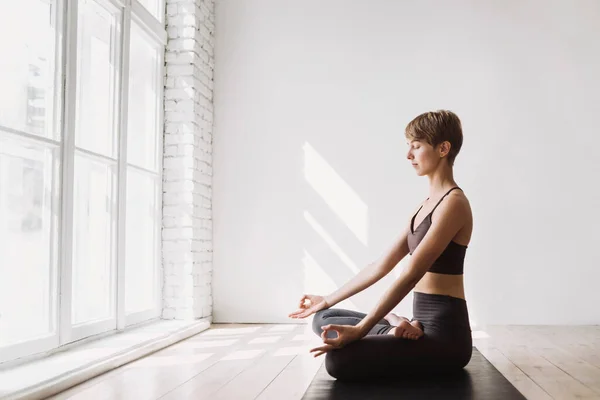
[{"left": 289, "top": 110, "right": 473, "bottom": 381}]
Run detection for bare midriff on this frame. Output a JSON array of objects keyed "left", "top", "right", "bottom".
[{"left": 414, "top": 272, "right": 465, "bottom": 299}]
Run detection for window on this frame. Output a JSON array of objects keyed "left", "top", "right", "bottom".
[
  {"left": 138, "top": 0, "right": 165, "bottom": 23},
  {"left": 0, "top": 0, "right": 166, "bottom": 364},
  {"left": 125, "top": 23, "right": 163, "bottom": 318},
  {"left": 0, "top": 0, "right": 57, "bottom": 139},
  {"left": 70, "top": 0, "right": 120, "bottom": 336},
  {"left": 0, "top": 137, "right": 57, "bottom": 349}
]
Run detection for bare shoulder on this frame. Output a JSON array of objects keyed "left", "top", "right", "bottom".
[
  {"left": 451, "top": 189, "right": 472, "bottom": 212},
  {"left": 434, "top": 189, "right": 472, "bottom": 224}
]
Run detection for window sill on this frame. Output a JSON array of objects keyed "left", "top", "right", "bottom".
[{"left": 0, "top": 318, "right": 210, "bottom": 400}]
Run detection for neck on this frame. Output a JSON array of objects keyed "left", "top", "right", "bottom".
[{"left": 427, "top": 162, "right": 457, "bottom": 199}]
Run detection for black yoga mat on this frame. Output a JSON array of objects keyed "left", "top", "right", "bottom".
[{"left": 301, "top": 347, "right": 526, "bottom": 400}]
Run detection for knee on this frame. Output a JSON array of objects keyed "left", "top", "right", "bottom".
[
  {"left": 458, "top": 344, "right": 473, "bottom": 369},
  {"left": 311, "top": 309, "right": 330, "bottom": 335},
  {"left": 324, "top": 351, "right": 344, "bottom": 379},
  {"left": 324, "top": 351, "right": 354, "bottom": 381}
]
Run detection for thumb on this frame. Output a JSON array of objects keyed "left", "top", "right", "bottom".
[
  {"left": 299, "top": 295, "right": 308, "bottom": 306},
  {"left": 323, "top": 324, "right": 343, "bottom": 332}
]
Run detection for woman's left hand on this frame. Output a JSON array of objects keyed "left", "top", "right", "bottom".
[{"left": 310, "top": 324, "right": 365, "bottom": 357}]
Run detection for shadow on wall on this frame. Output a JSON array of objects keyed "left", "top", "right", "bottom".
[
  {"left": 299, "top": 134, "right": 422, "bottom": 320},
  {"left": 302, "top": 141, "right": 366, "bottom": 308},
  {"left": 211, "top": 104, "right": 426, "bottom": 323}
]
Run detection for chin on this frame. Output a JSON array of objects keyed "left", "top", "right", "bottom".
[{"left": 414, "top": 168, "right": 428, "bottom": 177}]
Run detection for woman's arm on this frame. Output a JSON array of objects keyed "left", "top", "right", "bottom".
[
  {"left": 324, "top": 228, "right": 411, "bottom": 307},
  {"left": 355, "top": 195, "right": 469, "bottom": 335}
]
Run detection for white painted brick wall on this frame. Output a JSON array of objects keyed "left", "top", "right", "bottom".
[{"left": 162, "top": 0, "right": 215, "bottom": 320}]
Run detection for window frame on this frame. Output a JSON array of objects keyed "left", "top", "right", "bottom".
[{"left": 0, "top": 0, "right": 166, "bottom": 366}]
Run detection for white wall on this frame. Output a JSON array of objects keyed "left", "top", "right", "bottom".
[{"left": 212, "top": 0, "right": 600, "bottom": 326}]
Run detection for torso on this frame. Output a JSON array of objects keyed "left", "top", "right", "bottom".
[
  {"left": 410, "top": 189, "right": 473, "bottom": 300},
  {"left": 414, "top": 273, "right": 466, "bottom": 299}
]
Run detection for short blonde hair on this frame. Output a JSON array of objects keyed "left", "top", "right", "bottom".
[{"left": 405, "top": 110, "right": 463, "bottom": 165}]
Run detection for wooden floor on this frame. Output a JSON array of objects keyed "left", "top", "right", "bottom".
[{"left": 48, "top": 324, "right": 600, "bottom": 400}]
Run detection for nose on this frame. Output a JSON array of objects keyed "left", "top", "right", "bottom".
[{"left": 406, "top": 148, "right": 413, "bottom": 160}]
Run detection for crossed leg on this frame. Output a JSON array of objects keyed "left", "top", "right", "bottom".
[
  {"left": 311, "top": 308, "right": 393, "bottom": 337},
  {"left": 311, "top": 308, "right": 471, "bottom": 381},
  {"left": 384, "top": 312, "right": 424, "bottom": 340},
  {"left": 311, "top": 308, "right": 423, "bottom": 340}
]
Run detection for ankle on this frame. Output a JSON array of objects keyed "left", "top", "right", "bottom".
[{"left": 411, "top": 320, "right": 423, "bottom": 331}]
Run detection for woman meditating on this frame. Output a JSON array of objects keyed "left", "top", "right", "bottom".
[{"left": 289, "top": 110, "right": 473, "bottom": 381}]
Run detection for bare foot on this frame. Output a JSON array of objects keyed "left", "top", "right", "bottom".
[
  {"left": 383, "top": 312, "right": 403, "bottom": 326},
  {"left": 388, "top": 317, "right": 424, "bottom": 340}
]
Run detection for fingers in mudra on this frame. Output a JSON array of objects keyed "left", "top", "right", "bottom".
[
  {"left": 299, "top": 295, "right": 309, "bottom": 308},
  {"left": 321, "top": 325, "right": 345, "bottom": 345},
  {"left": 289, "top": 294, "right": 326, "bottom": 319}
]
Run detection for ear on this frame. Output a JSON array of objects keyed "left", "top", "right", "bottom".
[{"left": 439, "top": 141, "right": 451, "bottom": 158}]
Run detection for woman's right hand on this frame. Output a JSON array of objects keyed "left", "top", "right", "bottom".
[{"left": 288, "top": 294, "right": 330, "bottom": 319}]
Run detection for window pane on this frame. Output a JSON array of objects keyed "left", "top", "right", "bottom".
[
  {"left": 125, "top": 168, "right": 159, "bottom": 314},
  {"left": 138, "top": 0, "right": 164, "bottom": 22},
  {"left": 0, "top": 134, "right": 56, "bottom": 346},
  {"left": 74, "top": 0, "right": 119, "bottom": 157},
  {"left": 0, "top": 0, "right": 57, "bottom": 138},
  {"left": 127, "top": 24, "right": 160, "bottom": 172},
  {"left": 71, "top": 154, "right": 116, "bottom": 325}
]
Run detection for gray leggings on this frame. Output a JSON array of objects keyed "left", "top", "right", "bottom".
[
  {"left": 312, "top": 308, "right": 394, "bottom": 337},
  {"left": 311, "top": 292, "right": 473, "bottom": 381}
]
